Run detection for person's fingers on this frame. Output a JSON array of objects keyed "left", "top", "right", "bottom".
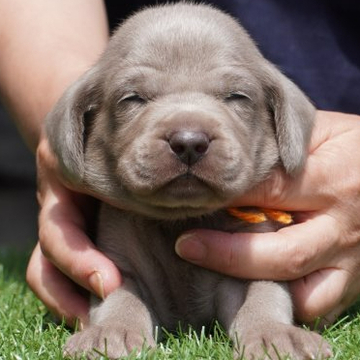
[
  {"left": 176, "top": 214, "right": 360, "bottom": 326},
  {"left": 231, "top": 148, "right": 333, "bottom": 211},
  {"left": 37, "top": 137, "right": 122, "bottom": 299},
  {"left": 38, "top": 192, "right": 122, "bottom": 299},
  {"left": 174, "top": 111, "right": 360, "bottom": 326},
  {"left": 290, "top": 268, "right": 349, "bottom": 324},
  {"left": 291, "top": 264, "right": 360, "bottom": 325},
  {"left": 26, "top": 244, "right": 89, "bottom": 327},
  {"left": 175, "top": 213, "right": 340, "bottom": 280}
]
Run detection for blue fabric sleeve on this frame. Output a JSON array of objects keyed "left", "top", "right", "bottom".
[
  {"left": 211, "top": 0, "right": 360, "bottom": 113},
  {"left": 105, "top": 0, "right": 360, "bottom": 113}
]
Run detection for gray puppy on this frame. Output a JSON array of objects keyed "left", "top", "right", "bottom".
[{"left": 46, "top": 3, "right": 332, "bottom": 359}]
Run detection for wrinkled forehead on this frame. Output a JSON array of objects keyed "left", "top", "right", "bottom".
[
  {"left": 103, "top": 6, "right": 265, "bottom": 98},
  {"left": 107, "top": 4, "right": 262, "bottom": 73},
  {"left": 126, "top": 28, "right": 236, "bottom": 71},
  {"left": 107, "top": 65, "right": 261, "bottom": 103}
]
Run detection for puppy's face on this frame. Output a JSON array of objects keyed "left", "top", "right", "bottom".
[
  {"left": 89, "top": 66, "right": 278, "bottom": 218},
  {"left": 46, "top": 4, "right": 314, "bottom": 219}
]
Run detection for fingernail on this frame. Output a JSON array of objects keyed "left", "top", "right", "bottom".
[
  {"left": 175, "top": 233, "right": 206, "bottom": 262},
  {"left": 89, "top": 271, "right": 105, "bottom": 299},
  {"left": 75, "top": 317, "right": 85, "bottom": 331}
]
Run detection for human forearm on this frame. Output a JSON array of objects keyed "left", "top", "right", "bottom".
[{"left": 0, "top": 0, "right": 109, "bottom": 151}]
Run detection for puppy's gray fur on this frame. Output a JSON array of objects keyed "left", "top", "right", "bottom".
[{"left": 46, "top": 3, "right": 331, "bottom": 359}]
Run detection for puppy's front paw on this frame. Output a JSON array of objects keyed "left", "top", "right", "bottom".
[
  {"left": 233, "top": 323, "right": 332, "bottom": 360},
  {"left": 64, "top": 324, "right": 155, "bottom": 359}
]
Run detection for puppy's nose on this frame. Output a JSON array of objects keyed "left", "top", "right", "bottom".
[{"left": 169, "top": 131, "right": 210, "bottom": 166}]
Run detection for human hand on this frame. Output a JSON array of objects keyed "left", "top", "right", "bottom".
[
  {"left": 0, "top": 0, "right": 115, "bottom": 328},
  {"left": 26, "top": 137, "right": 122, "bottom": 327},
  {"left": 175, "top": 110, "right": 360, "bottom": 324}
]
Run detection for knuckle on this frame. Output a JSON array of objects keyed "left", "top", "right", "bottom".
[
  {"left": 287, "top": 255, "right": 309, "bottom": 279},
  {"left": 280, "top": 243, "right": 311, "bottom": 279},
  {"left": 228, "top": 245, "right": 241, "bottom": 274},
  {"left": 36, "top": 188, "right": 43, "bottom": 207},
  {"left": 296, "top": 302, "right": 323, "bottom": 323},
  {"left": 25, "top": 264, "right": 36, "bottom": 291},
  {"left": 36, "top": 137, "right": 51, "bottom": 164},
  {"left": 25, "top": 246, "right": 41, "bottom": 292},
  {"left": 68, "top": 257, "right": 87, "bottom": 280},
  {"left": 38, "top": 223, "right": 54, "bottom": 261},
  {"left": 262, "top": 170, "right": 290, "bottom": 206}
]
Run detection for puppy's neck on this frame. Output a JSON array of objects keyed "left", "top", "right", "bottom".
[{"left": 154, "top": 207, "right": 291, "bottom": 242}]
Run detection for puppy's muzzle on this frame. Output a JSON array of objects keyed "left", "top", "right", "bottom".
[{"left": 168, "top": 130, "right": 210, "bottom": 166}]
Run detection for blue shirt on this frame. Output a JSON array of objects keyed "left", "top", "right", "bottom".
[{"left": 106, "top": 0, "right": 360, "bottom": 113}]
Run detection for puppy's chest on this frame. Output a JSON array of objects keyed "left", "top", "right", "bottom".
[{"left": 96, "top": 204, "right": 284, "bottom": 328}]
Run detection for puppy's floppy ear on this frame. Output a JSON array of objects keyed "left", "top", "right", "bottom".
[
  {"left": 262, "top": 62, "right": 315, "bottom": 175},
  {"left": 45, "top": 66, "right": 102, "bottom": 184}
]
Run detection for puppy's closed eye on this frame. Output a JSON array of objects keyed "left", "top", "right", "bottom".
[
  {"left": 224, "top": 92, "right": 252, "bottom": 102},
  {"left": 119, "top": 93, "right": 148, "bottom": 104}
]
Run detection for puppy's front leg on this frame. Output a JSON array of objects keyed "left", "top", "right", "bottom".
[
  {"left": 64, "top": 282, "right": 156, "bottom": 359},
  {"left": 226, "top": 281, "right": 331, "bottom": 359}
]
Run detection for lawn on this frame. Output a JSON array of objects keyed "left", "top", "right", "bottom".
[{"left": 1, "top": 248, "right": 360, "bottom": 360}]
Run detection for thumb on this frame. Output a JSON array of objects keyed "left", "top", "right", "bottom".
[
  {"left": 231, "top": 168, "right": 297, "bottom": 209},
  {"left": 231, "top": 164, "right": 329, "bottom": 211},
  {"left": 232, "top": 111, "right": 339, "bottom": 210}
]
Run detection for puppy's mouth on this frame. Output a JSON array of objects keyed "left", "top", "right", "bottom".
[
  {"left": 135, "top": 171, "right": 225, "bottom": 212},
  {"left": 161, "top": 172, "right": 211, "bottom": 198}
]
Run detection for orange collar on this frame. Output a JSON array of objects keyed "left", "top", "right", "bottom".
[{"left": 227, "top": 207, "right": 292, "bottom": 225}]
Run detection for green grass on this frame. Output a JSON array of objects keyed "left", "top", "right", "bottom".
[{"left": 1, "top": 249, "right": 360, "bottom": 360}]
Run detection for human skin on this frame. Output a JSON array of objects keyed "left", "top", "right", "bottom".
[
  {"left": 1, "top": 1, "right": 360, "bottom": 328},
  {"left": 0, "top": 0, "right": 119, "bottom": 326},
  {"left": 176, "top": 111, "right": 360, "bottom": 324}
]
